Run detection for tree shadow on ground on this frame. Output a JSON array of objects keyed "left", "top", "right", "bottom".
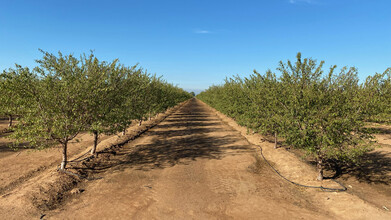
[
  {"left": 71, "top": 99, "right": 253, "bottom": 175},
  {"left": 96, "top": 134, "right": 250, "bottom": 173},
  {"left": 0, "top": 140, "right": 31, "bottom": 152},
  {"left": 164, "top": 117, "right": 218, "bottom": 123},
  {"left": 336, "top": 150, "right": 391, "bottom": 185},
  {"left": 0, "top": 131, "right": 13, "bottom": 138},
  {"left": 363, "top": 126, "right": 391, "bottom": 135},
  {"left": 155, "top": 122, "right": 222, "bottom": 130},
  {"left": 284, "top": 140, "right": 391, "bottom": 185}
]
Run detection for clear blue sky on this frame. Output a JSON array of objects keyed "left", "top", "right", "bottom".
[{"left": 1, "top": 0, "right": 390, "bottom": 93}]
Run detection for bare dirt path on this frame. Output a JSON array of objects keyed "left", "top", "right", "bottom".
[{"left": 47, "top": 99, "right": 332, "bottom": 219}]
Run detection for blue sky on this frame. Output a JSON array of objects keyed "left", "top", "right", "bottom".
[{"left": 1, "top": 0, "right": 390, "bottom": 93}]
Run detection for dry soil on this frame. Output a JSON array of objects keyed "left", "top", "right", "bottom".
[{"left": 0, "top": 99, "right": 390, "bottom": 219}]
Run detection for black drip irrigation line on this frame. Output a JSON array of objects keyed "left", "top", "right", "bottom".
[
  {"left": 258, "top": 146, "right": 347, "bottom": 192},
  {"left": 203, "top": 102, "right": 347, "bottom": 192}
]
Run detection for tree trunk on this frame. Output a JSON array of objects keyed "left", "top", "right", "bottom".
[
  {"left": 8, "top": 115, "right": 12, "bottom": 128},
  {"left": 148, "top": 112, "right": 151, "bottom": 121},
  {"left": 317, "top": 159, "right": 324, "bottom": 181},
  {"left": 91, "top": 131, "right": 98, "bottom": 155},
  {"left": 60, "top": 141, "right": 68, "bottom": 170},
  {"left": 274, "top": 131, "right": 278, "bottom": 149}
]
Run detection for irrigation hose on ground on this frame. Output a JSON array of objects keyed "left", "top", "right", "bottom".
[
  {"left": 258, "top": 146, "right": 347, "bottom": 192},
  {"left": 210, "top": 105, "right": 347, "bottom": 192}
]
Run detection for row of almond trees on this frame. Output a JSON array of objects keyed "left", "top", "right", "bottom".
[
  {"left": 198, "top": 53, "right": 391, "bottom": 180},
  {"left": 0, "top": 50, "right": 192, "bottom": 169}
]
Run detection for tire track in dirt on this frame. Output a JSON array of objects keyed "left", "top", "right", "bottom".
[{"left": 47, "top": 98, "right": 330, "bottom": 219}]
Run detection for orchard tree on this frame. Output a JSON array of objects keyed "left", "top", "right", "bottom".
[
  {"left": 6, "top": 49, "right": 192, "bottom": 170},
  {"left": 145, "top": 75, "right": 164, "bottom": 120},
  {"left": 81, "top": 53, "right": 129, "bottom": 155},
  {"left": 360, "top": 72, "right": 386, "bottom": 122},
  {"left": 121, "top": 68, "right": 150, "bottom": 127},
  {"left": 0, "top": 65, "right": 35, "bottom": 128},
  {"left": 11, "top": 50, "right": 90, "bottom": 170},
  {"left": 276, "top": 53, "right": 373, "bottom": 180},
  {"left": 360, "top": 68, "right": 391, "bottom": 123},
  {"left": 246, "top": 70, "right": 287, "bottom": 148},
  {"left": 381, "top": 68, "right": 391, "bottom": 122}
]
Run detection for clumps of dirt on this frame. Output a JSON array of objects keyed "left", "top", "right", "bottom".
[
  {"left": 30, "top": 172, "right": 81, "bottom": 211},
  {"left": 247, "top": 154, "right": 266, "bottom": 174},
  {"left": 27, "top": 150, "right": 117, "bottom": 212},
  {"left": 69, "top": 188, "right": 85, "bottom": 195},
  {"left": 247, "top": 152, "right": 279, "bottom": 177}
]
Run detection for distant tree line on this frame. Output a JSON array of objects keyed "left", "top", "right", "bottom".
[
  {"left": 0, "top": 50, "right": 192, "bottom": 169},
  {"left": 197, "top": 53, "right": 391, "bottom": 180}
]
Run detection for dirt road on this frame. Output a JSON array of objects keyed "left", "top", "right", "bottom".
[
  {"left": 2, "top": 99, "right": 389, "bottom": 219},
  {"left": 47, "top": 99, "right": 331, "bottom": 219}
]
